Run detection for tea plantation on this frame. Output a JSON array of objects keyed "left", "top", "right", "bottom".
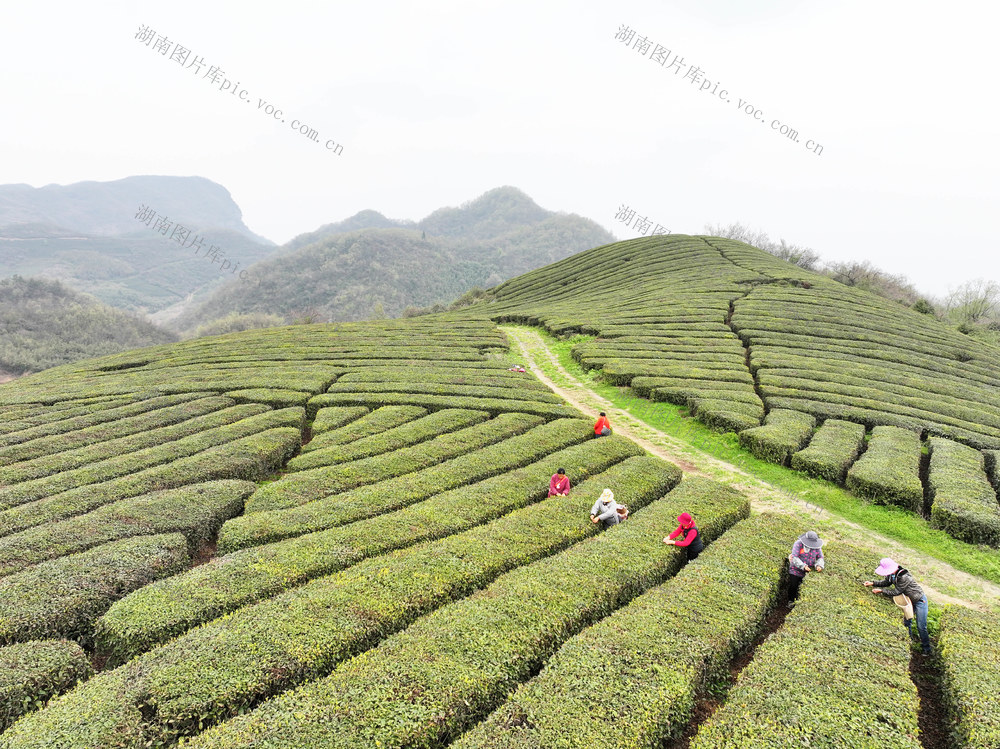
[{"left": 0, "top": 235, "right": 997, "bottom": 747}]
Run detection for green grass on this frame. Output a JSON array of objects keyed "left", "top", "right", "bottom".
[{"left": 527, "top": 326, "right": 1000, "bottom": 586}]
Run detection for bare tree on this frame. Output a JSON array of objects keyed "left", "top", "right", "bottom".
[
  {"left": 704, "top": 222, "right": 820, "bottom": 271},
  {"left": 945, "top": 279, "right": 1000, "bottom": 324}
]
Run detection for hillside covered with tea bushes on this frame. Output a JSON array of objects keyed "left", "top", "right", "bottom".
[{"left": 0, "top": 235, "right": 998, "bottom": 747}]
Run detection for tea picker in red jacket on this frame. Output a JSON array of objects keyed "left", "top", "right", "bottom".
[
  {"left": 594, "top": 412, "right": 611, "bottom": 437},
  {"left": 663, "top": 512, "right": 703, "bottom": 560}
]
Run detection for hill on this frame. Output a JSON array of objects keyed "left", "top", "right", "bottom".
[
  {"left": 0, "top": 236, "right": 998, "bottom": 746},
  {"left": 173, "top": 187, "right": 614, "bottom": 329},
  {"left": 0, "top": 176, "right": 277, "bottom": 314},
  {"left": 0, "top": 276, "right": 177, "bottom": 377}
]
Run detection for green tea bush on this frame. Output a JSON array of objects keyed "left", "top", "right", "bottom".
[
  {"left": 846, "top": 426, "right": 924, "bottom": 511},
  {"left": 0, "top": 427, "right": 301, "bottom": 536},
  {"left": 688, "top": 543, "right": 921, "bottom": 749},
  {"left": 309, "top": 406, "right": 368, "bottom": 436},
  {"left": 937, "top": 606, "right": 1000, "bottom": 749},
  {"left": 790, "top": 418, "right": 866, "bottom": 483},
  {"left": 245, "top": 412, "right": 542, "bottom": 513},
  {"left": 307, "top": 391, "right": 577, "bottom": 419},
  {"left": 927, "top": 437, "right": 1000, "bottom": 545},
  {"left": 182, "top": 476, "right": 749, "bottom": 749},
  {"left": 0, "top": 481, "right": 254, "bottom": 577},
  {"left": 96, "top": 437, "right": 643, "bottom": 661},
  {"left": 0, "top": 640, "right": 92, "bottom": 731},
  {"left": 222, "top": 418, "right": 594, "bottom": 549},
  {"left": 737, "top": 409, "right": 816, "bottom": 465},
  {"left": 224, "top": 389, "right": 312, "bottom": 408},
  {"left": 0, "top": 534, "right": 189, "bottom": 646},
  {"left": 288, "top": 408, "right": 488, "bottom": 470},
  {"left": 454, "top": 512, "right": 799, "bottom": 749},
  {"left": 299, "top": 404, "right": 426, "bottom": 453}
]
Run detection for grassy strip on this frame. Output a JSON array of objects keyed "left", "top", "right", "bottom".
[
  {"left": 454, "top": 512, "right": 799, "bottom": 748},
  {"left": 0, "top": 640, "right": 92, "bottom": 732},
  {"left": 184, "top": 476, "right": 749, "bottom": 749},
  {"left": 96, "top": 436, "right": 641, "bottom": 662},
  {"left": 299, "top": 405, "right": 427, "bottom": 453},
  {"left": 522, "top": 327, "right": 1000, "bottom": 585},
  {"left": 307, "top": 391, "right": 578, "bottom": 420},
  {"left": 0, "top": 481, "right": 255, "bottom": 577},
  {"left": 288, "top": 408, "right": 489, "bottom": 470},
  {"left": 790, "top": 418, "right": 865, "bottom": 483},
  {"left": 221, "top": 418, "right": 594, "bottom": 550},
  {"left": 0, "top": 427, "right": 301, "bottom": 537},
  {"left": 737, "top": 408, "right": 816, "bottom": 465},
  {"left": 0, "top": 404, "right": 279, "bottom": 510},
  {"left": 846, "top": 426, "right": 924, "bottom": 511},
  {"left": 4, "top": 457, "right": 684, "bottom": 746},
  {"left": 0, "top": 396, "right": 235, "bottom": 482},
  {"left": 928, "top": 437, "right": 1000, "bottom": 546},
  {"left": 309, "top": 406, "right": 369, "bottom": 436},
  {"left": 937, "top": 606, "right": 1000, "bottom": 749},
  {"left": 0, "top": 393, "right": 212, "bottom": 463},
  {"left": 244, "top": 413, "right": 543, "bottom": 513},
  {"left": 0, "top": 534, "right": 189, "bottom": 647},
  {"left": 688, "top": 542, "right": 921, "bottom": 748}
]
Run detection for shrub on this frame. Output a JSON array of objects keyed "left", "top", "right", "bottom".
[
  {"left": 984, "top": 450, "right": 1000, "bottom": 491},
  {"left": 790, "top": 418, "right": 866, "bottom": 483},
  {"left": 325, "top": 381, "right": 564, "bottom": 404},
  {"left": 223, "top": 389, "right": 311, "bottom": 408},
  {"left": 299, "top": 404, "right": 427, "bottom": 453},
  {"left": 688, "top": 543, "right": 921, "bottom": 749},
  {"left": 13, "top": 457, "right": 689, "bottom": 745},
  {"left": 288, "top": 408, "right": 489, "bottom": 470},
  {"left": 223, "top": 418, "right": 594, "bottom": 549},
  {"left": 454, "top": 512, "right": 799, "bottom": 748},
  {"left": 937, "top": 606, "right": 1000, "bottom": 749},
  {"left": 182, "top": 476, "right": 749, "bottom": 749},
  {"left": 307, "top": 392, "right": 577, "bottom": 420},
  {"left": 96, "top": 436, "right": 643, "bottom": 661},
  {"left": 309, "top": 406, "right": 369, "bottom": 436},
  {"left": 0, "top": 640, "right": 92, "bottom": 731},
  {"left": 245, "top": 412, "right": 542, "bottom": 513},
  {"left": 0, "top": 480, "right": 254, "bottom": 577},
  {"left": 737, "top": 409, "right": 816, "bottom": 465},
  {"left": 846, "top": 425, "right": 924, "bottom": 511},
  {"left": 927, "top": 437, "right": 1000, "bottom": 546},
  {"left": 0, "top": 428, "right": 301, "bottom": 536},
  {"left": 0, "top": 534, "right": 189, "bottom": 646}
]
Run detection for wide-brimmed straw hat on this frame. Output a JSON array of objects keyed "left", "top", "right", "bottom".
[
  {"left": 599, "top": 488, "right": 614, "bottom": 503},
  {"left": 798, "top": 531, "right": 824, "bottom": 549},
  {"left": 874, "top": 558, "right": 899, "bottom": 576}
]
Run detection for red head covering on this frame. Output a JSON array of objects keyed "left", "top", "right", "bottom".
[{"left": 677, "top": 512, "right": 694, "bottom": 526}]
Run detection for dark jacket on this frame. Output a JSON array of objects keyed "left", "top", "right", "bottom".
[{"left": 873, "top": 567, "right": 925, "bottom": 604}]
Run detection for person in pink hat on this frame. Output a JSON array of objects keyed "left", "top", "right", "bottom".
[
  {"left": 864, "top": 558, "right": 931, "bottom": 655},
  {"left": 663, "top": 512, "right": 703, "bottom": 560}
]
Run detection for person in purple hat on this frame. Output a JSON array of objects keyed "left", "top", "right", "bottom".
[
  {"left": 864, "top": 558, "right": 931, "bottom": 655},
  {"left": 786, "top": 531, "right": 825, "bottom": 604}
]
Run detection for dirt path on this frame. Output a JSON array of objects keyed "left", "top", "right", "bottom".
[{"left": 504, "top": 326, "right": 1000, "bottom": 612}]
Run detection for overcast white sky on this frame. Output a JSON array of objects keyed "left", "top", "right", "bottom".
[{"left": 1, "top": 0, "right": 997, "bottom": 298}]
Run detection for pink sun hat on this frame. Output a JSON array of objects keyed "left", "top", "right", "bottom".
[{"left": 874, "top": 558, "right": 899, "bottom": 576}]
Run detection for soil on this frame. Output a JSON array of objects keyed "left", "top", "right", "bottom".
[
  {"left": 503, "top": 326, "right": 1000, "bottom": 612},
  {"left": 910, "top": 655, "right": 955, "bottom": 749},
  {"left": 190, "top": 538, "right": 218, "bottom": 568}
]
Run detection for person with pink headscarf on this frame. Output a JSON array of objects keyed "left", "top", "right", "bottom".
[
  {"left": 864, "top": 558, "right": 931, "bottom": 655},
  {"left": 663, "top": 512, "right": 703, "bottom": 560}
]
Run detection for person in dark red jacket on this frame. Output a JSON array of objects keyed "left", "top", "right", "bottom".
[
  {"left": 594, "top": 412, "right": 611, "bottom": 437},
  {"left": 548, "top": 468, "right": 570, "bottom": 497},
  {"left": 663, "top": 512, "right": 703, "bottom": 560}
]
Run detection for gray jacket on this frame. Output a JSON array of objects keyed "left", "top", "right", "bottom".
[
  {"left": 873, "top": 567, "right": 925, "bottom": 604},
  {"left": 590, "top": 499, "right": 620, "bottom": 523}
]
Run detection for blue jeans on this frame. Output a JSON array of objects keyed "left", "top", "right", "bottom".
[{"left": 906, "top": 596, "right": 931, "bottom": 653}]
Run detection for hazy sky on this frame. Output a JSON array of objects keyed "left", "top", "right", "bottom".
[{"left": 1, "top": 0, "right": 996, "bottom": 298}]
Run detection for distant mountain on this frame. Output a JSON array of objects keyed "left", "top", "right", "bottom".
[
  {"left": 0, "top": 176, "right": 278, "bottom": 314},
  {"left": 0, "top": 276, "right": 177, "bottom": 376},
  {"left": 173, "top": 187, "right": 615, "bottom": 330}
]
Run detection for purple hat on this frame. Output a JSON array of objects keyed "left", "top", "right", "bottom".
[{"left": 874, "top": 558, "right": 899, "bottom": 576}]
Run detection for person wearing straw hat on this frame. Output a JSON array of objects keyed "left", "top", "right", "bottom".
[
  {"left": 663, "top": 512, "right": 703, "bottom": 560},
  {"left": 864, "top": 558, "right": 931, "bottom": 655},
  {"left": 589, "top": 488, "right": 621, "bottom": 529},
  {"left": 786, "top": 531, "right": 825, "bottom": 604}
]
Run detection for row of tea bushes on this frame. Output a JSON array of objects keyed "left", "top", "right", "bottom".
[
  {"left": 737, "top": 409, "right": 816, "bottom": 465},
  {"left": 299, "top": 404, "right": 427, "bottom": 452},
  {"left": 789, "top": 417, "right": 866, "bottom": 483},
  {"left": 96, "top": 437, "right": 643, "bottom": 662},
  {"left": 845, "top": 425, "right": 924, "bottom": 511},
  {"left": 309, "top": 405, "right": 368, "bottom": 436},
  {"left": 937, "top": 606, "right": 1000, "bottom": 749},
  {"left": 927, "top": 437, "right": 1000, "bottom": 546},
  {"left": 0, "top": 640, "right": 92, "bottom": 732}
]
